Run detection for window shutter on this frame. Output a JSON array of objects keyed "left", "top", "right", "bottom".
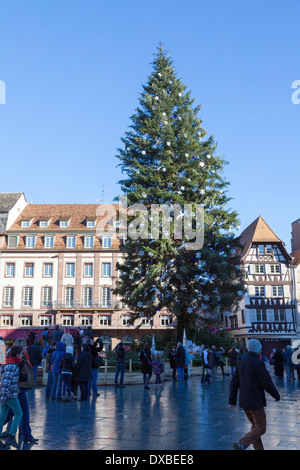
[
  {"left": 286, "top": 309, "right": 293, "bottom": 322},
  {"left": 267, "top": 309, "right": 274, "bottom": 322}
]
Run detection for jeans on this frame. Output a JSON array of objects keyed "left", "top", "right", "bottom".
[
  {"left": 0, "top": 398, "right": 23, "bottom": 437},
  {"left": 231, "top": 366, "right": 236, "bottom": 377},
  {"left": 62, "top": 373, "right": 72, "bottom": 398},
  {"left": 177, "top": 367, "right": 184, "bottom": 381},
  {"left": 5, "top": 389, "right": 32, "bottom": 441},
  {"left": 201, "top": 366, "right": 211, "bottom": 384},
  {"left": 155, "top": 374, "right": 162, "bottom": 385},
  {"left": 46, "top": 371, "right": 53, "bottom": 398},
  {"left": 286, "top": 364, "right": 295, "bottom": 381},
  {"left": 88, "top": 368, "right": 99, "bottom": 395},
  {"left": 115, "top": 363, "right": 125, "bottom": 385},
  {"left": 32, "top": 365, "right": 39, "bottom": 384},
  {"left": 143, "top": 373, "right": 152, "bottom": 387},
  {"left": 51, "top": 372, "right": 62, "bottom": 399},
  {"left": 239, "top": 408, "right": 266, "bottom": 450}
]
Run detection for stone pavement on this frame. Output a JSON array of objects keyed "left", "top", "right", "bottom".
[{"left": 3, "top": 371, "right": 300, "bottom": 451}]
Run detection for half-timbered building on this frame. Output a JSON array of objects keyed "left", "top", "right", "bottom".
[{"left": 230, "top": 216, "right": 297, "bottom": 357}]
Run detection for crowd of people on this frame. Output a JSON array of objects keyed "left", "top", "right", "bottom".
[{"left": 1, "top": 326, "right": 300, "bottom": 451}]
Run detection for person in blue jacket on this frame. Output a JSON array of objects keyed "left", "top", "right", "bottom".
[{"left": 50, "top": 342, "right": 66, "bottom": 401}]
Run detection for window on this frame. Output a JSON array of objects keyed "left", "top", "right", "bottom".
[
  {"left": 42, "top": 287, "right": 52, "bottom": 307},
  {"left": 40, "top": 315, "right": 52, "bottom": 326},
  {"left": 84, "top": 236, "right": 94, "bottom": 248},
  {"left": 86, "top": 220, "right": 95, "bottom": 228},
  {"left": 102, "top": 287, "right": 111, "bottom": 307},
  {"left": 26, "top": 236, "right": 36, "bottom": 248},
  {"left": 258, "top": 245, "right": 265, "bottom": 254},
  {"left": 66, "top": 263, "right": 75, "bottom": 277},
  {"left": 66, "top": 236, "right": 76, "bottom": 249},
  {"left": 84, "top": 263, "right": 93, "bottom": 277},
  {"left": 274, "top": 309, "right": 285, "bottom": 322},
  {"left": 7, "top": 235, "right": 18, "bottom": 248},
  {"left": 256, "top": 309, "right": 267, "bottom": 321},
  {"left": 102, "top": 263, "right": 111, "bottom": 277},
  {"left": 122, "top": 316, "right": 132, "bottom": 326},
  {"left": 21, "top": 316, "right": 32, "bottom": 326},
  {"left": 4, "top": 287, "right": 13, "bottom": 307},
  {"left": 44, "top": 263, "right": 53, "bottom": 277},
  {"left": 44, "top": 236, "right": 54, "bottom": 248},
  {"left": 21, "top": 220, "right": 30, "bottom": 228},
  {"left": 254, "top": 286, "right": 265, "bottom": 297},
  {"left": 141, "top": 317, "right": 152, "bottom": 326},
  {"left": 23, "top": 287, "right": 33, "bottom": 307},
  {"left": 1, "top": 315, "right": 13, "bottom": 326},
  {"left": 270, "top": 265, "right": 281, "bottom": 274},
  {"left": 266, "top": 245, "right": 272, "bottom": 254},
  {"left": 103, "top": 236, "right": 112, "bottom": 248},
  {"left": 24, "top": 263, "right": 34, "bottom": 277},
  {"left": 40, "top": 220, "right": 49, "bottom": 228},
  {"left": 81, "top": 315, "right": 93, "bottom": 326},
  {"left": 99, "top": 315, "right": 111, "bottom": 326},
  {"left": 254, "top": 265, "right": 264, "bottom": 274},
  {"left": 83, "top": 287, "right": 93, "bottom": 307},
  {"left": 62, "top": 315, "right": 74, "bottom": 326},
  {"left": 6, "top": 263, "right": 15, "bottom": 277},
  {"left": 60, "top": 220, "right": 69, "bottom": 228},
  {"left": 272, "top": 286, "right": 283, "bottom": 297},
  {"left": 161, "top": 315, "right": 172, "bottom": 326},
  {"left": 65, "top": 287, "right": 74, "bottom": 307}
]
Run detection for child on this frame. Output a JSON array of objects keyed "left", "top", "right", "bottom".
[
  {"left": 60, "top": 346, "right": 75, "bottom": 401},
  {"left": 0, "top": 346, "right": 24, "bottom": 449},
  {"left": 151, "top": 354, "right": 164, "bottom": 387}
]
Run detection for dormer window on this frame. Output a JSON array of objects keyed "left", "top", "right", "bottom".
[
  {"left": 86, "top": 220, "right": 96, "bottom": 228},
  {"left": 60, "top": 220, "right": 69, "bottom": 228},
  {"left": 40, "top": 220, "right": 49, "bottom": 228},
  {"left": 21, "top": 220, "right": 31, "bottom": 228}
]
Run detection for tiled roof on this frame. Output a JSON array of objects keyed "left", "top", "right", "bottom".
[
  {"left": 8, "top": 203, "right": 119, "bottom": 232},
  {"left": 291, "top": 249, "right": 300, "bottom": 266},
  {"left": 0, "top": 193, "right": 23, "bottom": 213},
  {"left": 238, "top": 216, "right": 288, "bottom": 260}
]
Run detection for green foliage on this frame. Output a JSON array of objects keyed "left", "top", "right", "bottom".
[{"left": 114, "top": 44, "right": 246, "bottom": 334}]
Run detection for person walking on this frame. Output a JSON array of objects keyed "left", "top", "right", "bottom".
[
  {"left": 209, "top": 346, "right": 218, "bottom": 379},
  {"left": 228, "top": 345, "right": 239, "bottom": 377},
  {"left": 168, "top": 345, "right": 177, "bottom": 381},
  {"left": 0, "top": 346, "right": 23, "bottom": 449},
  {"left": 74, "top": 344, "right": 93, "bottom": 401},
  {"left": 174, "top": 342, "right": 185, "bottom": 382},
  {"left": 140, "top": 343, "right": 152, "bottom": 389},
  {"left": 229, "top": 339, "right": 280, "bottom": 451},
  {"left": 50, "top": 341, "right": 66, "bottom": 401},
  {"left": 4, "top": 338, "right": 39, "bottom": 445},
  {"left": 215, "top": 346, "right": 226, "bottom": 378},
  {"left": 60, "top": 346, "right": 75, "bottom": 401},
  {"left": 88, "top": 338, "right": 103, "bottom": 397},
  {"left": 283, "top": 345, "right": 295, "bottom": 381},
  {"left": 73, "top": 327, "right": 83, "bottom": 357},
  {"left": 114, "top": 342, "right": 127, "bottom": 388},
  {"left": 28, "top": 338, "right": 42, "bottom": 385},
  {"left": 273, "top": 348, "right": 284, "bottom": 379},
  {"left": 151, "top": 354, "right": 164, "bottom": 387},
  {"left": 45, "top": 342, "right": 56, "bottom": 398},
  {"left": 201, "top": 345, "right": 211, "bottom": 385}
]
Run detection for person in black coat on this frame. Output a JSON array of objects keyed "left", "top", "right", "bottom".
[
  {"left": 168, "top": 345, "right": 177, "bottom": 380},
  {"left": 74, "top": 344, "right": 93, "bottom": 401},
  {"left": 139, "top": 344, "right": 152, "bottom": 389},
  {"left": 174, "top": 342, "right": 185, "bottom": 382},
  {"left": 229, "top": 339, "right": 280, "bottom": 451},
  {"left": 273, "top": 348, "right": 284, "bottom": 379},
  {"left": 28, "top": 339, "right": 42, "bottom": 385},
  {"left": 228, "top": 345, "right": 238, "bottom": 377},
  {"left": 88, "top": 338, "right": 103, "bottom": 397}
]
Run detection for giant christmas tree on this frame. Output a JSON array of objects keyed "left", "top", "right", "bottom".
[{"left": 114, "top": 45, "right": 245, "bottom": 337}]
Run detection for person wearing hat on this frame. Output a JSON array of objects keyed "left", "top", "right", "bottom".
[{"left": 229, "top": 338, "right": 280, "bottom": 450}]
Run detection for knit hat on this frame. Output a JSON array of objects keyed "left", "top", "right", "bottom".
[
  {"left": 64, "top": 327, "right": 70, "bottom": 333},
  {"left": 247, "top": 339, "right": 262, "bottom": 354},
  {"left": 66, "top": 346, "right": 73, "bottom": 354}
]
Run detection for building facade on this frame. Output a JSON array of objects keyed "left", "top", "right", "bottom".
[
  {"left": 229, "top": 216, "right": 298, "bottom": 357},
  {"left": 0, "top": 194, "right": 174, "bottom": 350}
]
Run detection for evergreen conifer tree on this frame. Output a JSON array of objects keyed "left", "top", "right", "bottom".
[{"left": 114, "top": 44, "right": 245, "bottom": 337}]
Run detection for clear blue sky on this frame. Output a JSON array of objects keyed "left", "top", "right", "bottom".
[{"left": 0, "top": 0, "right": 300, "bottom": 250}]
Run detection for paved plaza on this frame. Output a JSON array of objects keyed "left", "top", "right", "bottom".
[{"left": 3, "top": 370, "right": 300, "bottom": 451}]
